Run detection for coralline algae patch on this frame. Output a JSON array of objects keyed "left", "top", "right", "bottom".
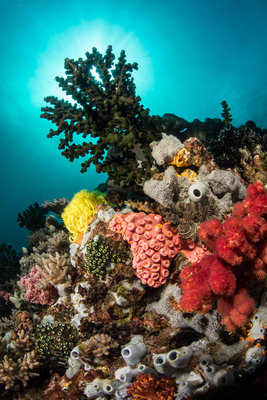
[{"left": 109, "top": 212, "right": 181, "bottom": 288}]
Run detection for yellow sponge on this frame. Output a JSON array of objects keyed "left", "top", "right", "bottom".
[{"left": 61, "top": 190, "right": 106, "bottom": 243}]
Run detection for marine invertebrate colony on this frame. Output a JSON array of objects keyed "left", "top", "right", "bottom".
[
  {"left": 109, "top": 211, "right": 181, "bottom": 287},
  {"left": 84, "top": 236, "right": 129, "bottom": 277},
  {"left": 1, "top": 45, "right": 267, "bottom": 400}
]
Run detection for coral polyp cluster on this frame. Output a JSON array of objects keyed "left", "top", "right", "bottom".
[
  {"left": 109, "top": 212, "right": 181, "bottom": 287},
  {"left": 1, "top": 46, "right": 267, "bottom": 399}
]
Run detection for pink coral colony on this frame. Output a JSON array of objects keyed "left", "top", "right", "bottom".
[{"left": 109, "top": 212, "right": 181, "bottom": 287}]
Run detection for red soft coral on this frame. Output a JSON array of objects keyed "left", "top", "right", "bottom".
[
  {"left": 178, "top": 289, "right": 204, "bottom": 313},
  {"left": 208, "top": 258, "right": 236, "bottom": 296},
  {"left": 252, "top": 239, "right": 267, "bottom": 280},
  {"left": 242, "top": 214, "right": 267, "bottom": 243},
  {"left": 232, "top": 201, "right": 247, "bottom": 218},
  {"left": 216, "top": 229, "right": 256, "bottom": 266},
  {"left": 215, "top": 217, "right": 257, "bottom": 265},
  {"left": 217, "top": 288, "right": 256, "bottom": 331},
  {"left": 246, "top": 181, "right": 266, "bottom": 199},
  {"left": 198, "top": 219, "right": 223, "bottom": 250},
  {"left": 243, "top": 194, "right": 267, "bottom": 216},
  {"left": 179, "top": 258, "right": 213, "bottom": 313},
  {"left": 178, "top": 255, "right": 236, "bottom": 314}
]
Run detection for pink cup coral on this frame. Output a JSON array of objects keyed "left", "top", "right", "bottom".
[{"left": 109, "top": 212, "right": 181, "bottom": 288}]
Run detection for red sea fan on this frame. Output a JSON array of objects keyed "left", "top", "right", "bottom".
[{"left": 126, "top": 373, "right": 177, "bottom": 400}]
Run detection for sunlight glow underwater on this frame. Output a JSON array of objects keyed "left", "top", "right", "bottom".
[{"left": 28, "top": 19, "right": 154, "bottom": 108}]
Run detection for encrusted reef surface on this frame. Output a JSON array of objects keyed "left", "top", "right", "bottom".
[{"left": 0, "top": 46, "right": 267, "bottom": 399}]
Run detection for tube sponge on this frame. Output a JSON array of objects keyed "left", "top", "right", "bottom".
[{"left": 61, "top": 190, "right": 106, "bottom": 243}]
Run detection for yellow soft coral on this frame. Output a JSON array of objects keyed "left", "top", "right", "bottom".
[{"left": 61, "top": 190, "right": 106, "bottom": 243}]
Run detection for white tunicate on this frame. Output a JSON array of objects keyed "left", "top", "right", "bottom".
[
  {"left": 121, "top": 335, "right": 147, "bottom": 366},
  {"left": 167, "top": 347, "right": 192, "bottom": 369},
  {"left": 176, "top": 379, "right": 196, "bottom": 400},
  {"left": 188, "top": 182, "right": 207, "bottom": 202},
  {"left": 137, "top": 364, "right": 157, "bottom": 375},
  {"left": 84, "top": 378, "right": 104, "bottom": 398},
  {"left": 82, "top": 363, "right": 93, "bottom": 371},
  {"left": 212, "top": 369, "right": 234, "bottom": 387},
  {"left": 175, "top": 371, "right": 205, "bottom": 400},
  {"left": 153, "top": 353, "right": 175, "bottom": 375},
  {"left": 70, "top": 346, "right": 80, "bottom": 360},
  {"left": 202, "top": 364, "right": 217, "bottom": 377},
  {"left": 199, "top": 354, "right": 213, "bottom": 368},
  {"left": 186, "top": 371, "right": 205, "bottom": 386},
  {"left": 114, "top": 383, "right": 129, "bottom": 399},
  {"left": 114, "top": 366, "right": 137, "bottom": 383},
  {"left": 66, "top": 357, "right": 83, "bottom": 379},
  {"left": 101, "top": 379, "right": 119, "bottom": 395}
]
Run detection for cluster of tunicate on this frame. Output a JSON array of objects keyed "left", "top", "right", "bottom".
[
  {"left": 84, "top": 236, "right": 129, "bottom": 277},
  {"left": 35, "top": 321, "right": 77, "bottom": 362}
]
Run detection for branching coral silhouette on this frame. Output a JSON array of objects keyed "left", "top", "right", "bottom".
[{"left": 41, "top": 45, "right": 161, "bottom": 188}]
